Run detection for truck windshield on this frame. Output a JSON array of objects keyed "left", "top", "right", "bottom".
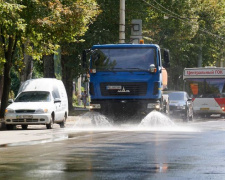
[
  {"left": 15, "top": 91, "right": 51, "bottom": 102},
  {"left": 91, "top": 48, "right": 156, "bottom": 71},
  {"left": 185, "top": 78, "right": 225, "bottom": 98}
]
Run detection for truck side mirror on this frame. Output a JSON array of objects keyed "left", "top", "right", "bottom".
[{"left": 163, "top": 49, "right": 170, "bottom": 68}]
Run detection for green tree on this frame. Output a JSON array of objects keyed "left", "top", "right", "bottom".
[
  {"left": 0, "top": 2, "right": 26, "bottom": 118},
  {"left": 60, "top": 1, "right": 159, "bottom": 110},
  {"left": 78, "top": 0, "right": 225, "bottom": 91},
  {"left": 0, "top": 0, "right": 100, "bottom": 118},
  {"left": 141, "top": 0, "right": 225, "bottom": 89}
]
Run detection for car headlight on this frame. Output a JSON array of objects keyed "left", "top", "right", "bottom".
[
  {"left": 35, "top": 109, "right": 48, "bottom": 113},
  {"left": 5, "top": 109, "right": 15, "bottom": 113}
]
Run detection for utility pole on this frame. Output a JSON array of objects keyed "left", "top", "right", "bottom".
[
  {"left": 198, "top": 46, "right": 202, "bottom": 67},
  {"left": 78, "top": 76, "right": 82, "bottom": 106},
  {"left": 119, "top": 0, "right": 125, "bottom": 43}
]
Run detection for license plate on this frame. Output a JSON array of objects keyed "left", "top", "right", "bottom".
[
  {"left": 16, "top": 115, "right": 33, "bottom": 119},
  {"left": 200, "top": 108, "right": 209, "bottom": 110},
  {"left": 23, "top": 115, "right": 33, "bottom": 118},
  {"left": 106, "top": 85, "right": 121, "bottom": 90}
]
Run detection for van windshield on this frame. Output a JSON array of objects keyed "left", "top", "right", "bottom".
[{"left": 15, "top": 91, "right": 51, "bottom": 102}]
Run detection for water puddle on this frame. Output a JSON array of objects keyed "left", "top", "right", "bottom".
[{"left": 68, "top": 111, "right": 199, "bottom": 132}]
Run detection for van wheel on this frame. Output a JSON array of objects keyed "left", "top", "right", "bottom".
[
  {"left": 60, "top": 116, "right": 66, "bottom": 128},
  {"left": 46, "top": 116, "right": 54, "bottom": 129},
  {"left": 6, "top": 124, "right": 15, "bottom": 130},
  {"left": 21, "top": 125, "right": 28, "bottom": 130}
]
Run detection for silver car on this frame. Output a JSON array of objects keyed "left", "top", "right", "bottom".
[{"left": 168, "top": 91, "right": 193, "bottom": 122}]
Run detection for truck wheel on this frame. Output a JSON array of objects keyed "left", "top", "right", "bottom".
[
  {"left": 21, "top": 125, "right": 28, "bottom": 130},
  {"left": 189, "top": 113, "right": 193, "bottom": 121},
  {"left": 59, "top": 116, "right": 66, "bottom": 128},
  {"left": 46, "top": 116, "right": 54, "bottom": 129}
]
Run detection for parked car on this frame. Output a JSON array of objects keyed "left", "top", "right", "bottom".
[
  {"left": 4, "top": 78, "right": 68, "bottom": 130},
  {"left": 168, "top": 91, "right": 193, "bottom": 122}
]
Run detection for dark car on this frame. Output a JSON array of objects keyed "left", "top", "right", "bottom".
[{"left": 168, "top": 91, "right": 193, "bottom": 122}]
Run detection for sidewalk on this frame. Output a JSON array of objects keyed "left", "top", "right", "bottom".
[{"left": 69, "top": 107, "right": 90, "bottom": 116}]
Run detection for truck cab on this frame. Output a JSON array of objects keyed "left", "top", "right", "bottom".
[{"left": 83, "top": 43, "right": 170, "bottom": 121}]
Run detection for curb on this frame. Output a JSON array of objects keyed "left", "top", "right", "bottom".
[{"left": 0, "top": 135, "right": 69, "bottom": 148}]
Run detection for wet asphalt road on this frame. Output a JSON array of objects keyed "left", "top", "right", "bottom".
[{"left": 1, "top": 112, "right": 225, "bottom": 180}]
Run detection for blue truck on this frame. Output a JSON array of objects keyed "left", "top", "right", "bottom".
[{"left": 82, "top": 42, "right": 170, "bottom": 121}]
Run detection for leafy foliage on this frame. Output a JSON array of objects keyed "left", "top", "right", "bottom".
[
  {"left": 0, "top": 2, "right": 26, "bottom": 73},
  {"left": 62, "top": 0, "right": 225, "bottom": 90},
  {"left": 140, "top": 0, "right": 225, "bottom": 89},
  {"left": 1, "top": 0, "right": 225, "bottom": 113},
  {"left": 0, "top": 0, "right": 100, "bottom": 116}
]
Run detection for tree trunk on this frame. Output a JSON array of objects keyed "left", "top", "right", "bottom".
[
  {"left": 43, "top": 54, "right": 55, "bottom": 78},
  {"left": 0, "top": 36, "right": 16, "bottom": 119},
  {"left": 20, "top": 53, "right": 33, "bottom": 83},
  {"left": 0, "top": 62, "right": 12, "bottom": 118},
  {"left": 0, "top": 75, "right": 3, "bottom": 101},
  {"left": 61, "top": 55, "right": 73, "bottom": 111}
]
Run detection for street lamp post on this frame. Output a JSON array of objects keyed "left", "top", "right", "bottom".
[{"left": 119, "top": 0, "right": 125, "bottom": 43}]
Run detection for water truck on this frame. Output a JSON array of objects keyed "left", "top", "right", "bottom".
[{"left": 82, "top": 41, "right": 170, "bottom": 121}]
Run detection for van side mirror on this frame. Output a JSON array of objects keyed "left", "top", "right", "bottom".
[
  {"left": 163, "top": 49, "right": 170, "bottom": 68},
  {"left": 54, "top": 98, "right": 61, "bottom": 103},
  {"left": 8, "top": 99, "right": 14, "bottom": 104}
]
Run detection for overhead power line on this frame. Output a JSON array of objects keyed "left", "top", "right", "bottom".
[{"left": 141, "top": 0, "right": 225, "bottom": 42}]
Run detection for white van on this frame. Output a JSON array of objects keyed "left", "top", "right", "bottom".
[{"left": 4, "top": 78, "right": 68, "bottom": 130}]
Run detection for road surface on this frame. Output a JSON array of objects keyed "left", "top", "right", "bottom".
[{"left": 0, "top": 111, "right": 225, "bottom": 180}]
